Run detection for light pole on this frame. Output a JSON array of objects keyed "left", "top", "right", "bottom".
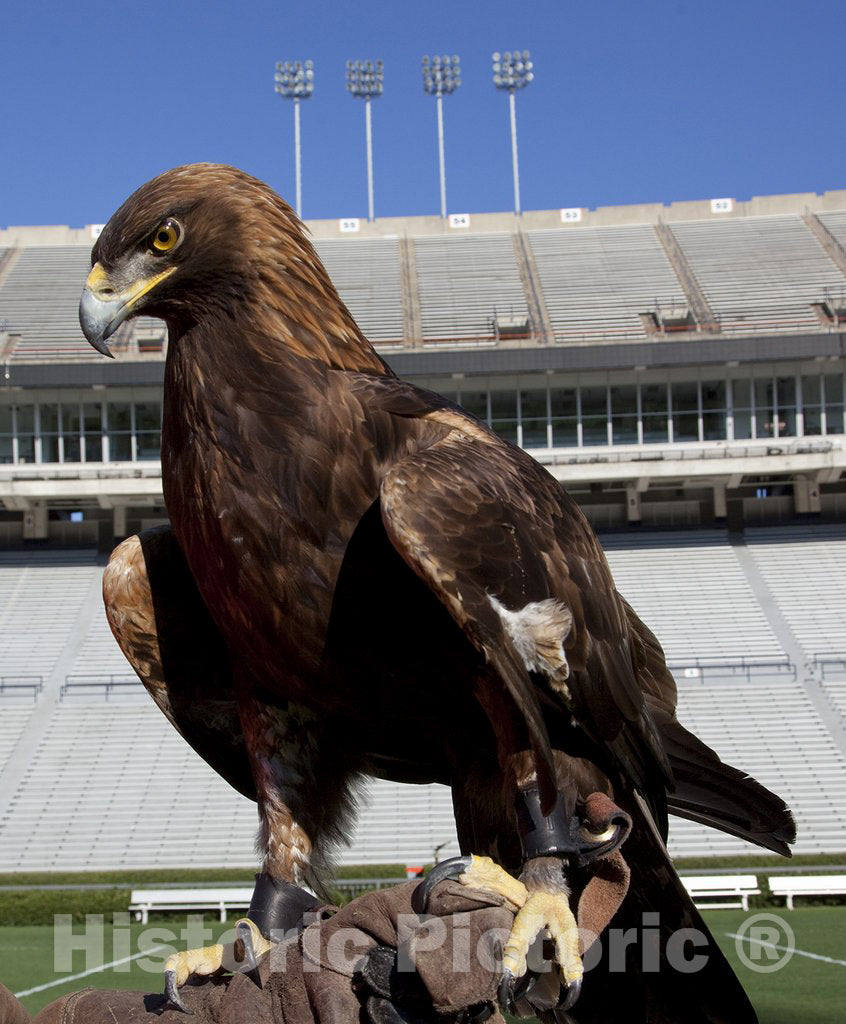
[
  {"left": 346, "top": 59, "right": 383, "bottom": 222},
  {"left": 274, "top": 60, "right": 314, "bottom": 219},
  {"left": 492, "top": 50, "right": 534, "bottom": 215},
  {"left": 422, "top": 55, "right": 461, "bottom": 219}
]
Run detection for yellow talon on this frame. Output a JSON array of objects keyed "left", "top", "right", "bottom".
[
  {"left": 163, "top": 918, "right": 276, "bottom": 1012},
  {"left": 502, "top": 891, "right": 583, "bottom": 985},
  {"left": 164, "top": 943, "right": 226, "bottom": 987},
  {"left": 458, "top": 855, "right": 529, "bottom": 911}
]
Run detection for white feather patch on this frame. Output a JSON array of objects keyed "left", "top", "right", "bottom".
[{"left": 488, "top": 594, "right": 573, "bottom": 691}]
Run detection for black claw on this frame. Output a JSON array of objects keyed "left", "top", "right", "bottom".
[
  {"left": 366, "top": 996, "right": 429, "bottom": 1024},
  {"left": 163, "top": 970, "right": 193, "bottom": 1015},
  {"left": 558, "top": 977, "right": 582, "bottom": 1012},
  {"left": 497, "top": 968, "right": 540, "bottom": 1015},
  {"left": 497, "top": 970, "right": 515, "bottom": 1015},
  {"left": 411, "top": 856, "right": 473, "bottom": 914},
  {"left": 235, "top": 921, "right": 263, "bottom": 988},
  {"left": 551, "top": 1008, "right": 577, "bottom": 1024}
]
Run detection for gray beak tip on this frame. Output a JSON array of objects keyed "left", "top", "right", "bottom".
[{"left": 79, "top": 288, "right": 122, "bottom": 358}]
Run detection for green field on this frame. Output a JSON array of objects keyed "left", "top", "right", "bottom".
[{"left": 1, "top": 908, "right": 843, "bottom": 1021}]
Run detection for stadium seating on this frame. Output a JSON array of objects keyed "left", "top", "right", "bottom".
[
  {"left": 0, "top": 695, "right": 460, "bottom": 871},
  {"left": 0, "top": 707, "right": 33, "bottom": 774},
  {"left": 671, "top": 676, "right": 846, "bottom": 856},
  {"left": 4, "top": 197, "right": 846, "bottom": 361},
  {"left": 669, "top": 215, "right": 846, "bottom": 334},
  {"left": 0, "top": 550, "right": 100, "bottom": 678},
  {"left": 3, "top": 186, "right": 846, "bottom": 874},
  {"left": 527, "top": 224, "right": 686, "bottom": 342},
  {"left": 413, "top": 232, "right": 529, "bottom": 343},
  {"left": 0, "top": 247, "right": 96, "bottom": 359},
  {"left": 2, "top": 527, "right": 846, "bottom": 870},
  {"left": 745, "top": 524, "right": 846, "bottom": 661},
  {"left": 600, "top": 531, "right": 786, "bottom": 666},
  {"left": 313, "top": 237, "right": 405, "bottom": 345}
]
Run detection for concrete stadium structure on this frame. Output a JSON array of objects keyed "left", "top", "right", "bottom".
[
  {"left": 1, "top": 187, "right": 846, "bottom": 869},
  {"left": 3, "top": 188, "right": 846, "bottom": 543}
]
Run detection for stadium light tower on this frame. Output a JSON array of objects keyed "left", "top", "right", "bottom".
[
  {"left": 492, "top": 50, "right": 533, "bottom": 215},
  {"left": 346, "top": 59, "right": 384, "bottom": 222},
  {"left": 274, "top": 60, "right": 314, "bottom": 220},
  {"left": 422, "top": 55, "right": 461, "bottom": 219}
]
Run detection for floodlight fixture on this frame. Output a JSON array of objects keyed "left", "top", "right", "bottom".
[
  {"left": 491, "top": 50, "right": 534, "bottom": 91},
  {"left": 422, "top": 54, "right": 461, "bottom": 96},
  {"left": 423, "top": 55, "right": 461, "bottom": 219},
  {"left": 275, "top": 59, "right": 315, "bottom": 99},
  {"left": 491, "top": 50, "right": 534, "bottom": 214},
  {"left": 274, "top": 59, "right": 314, "bottom": 219},
  {"left": 346, "top": 59, "right": 384, "bottom": 99},
  {"left": 346, "top": 60, "right": 384, "bottom": 221}
]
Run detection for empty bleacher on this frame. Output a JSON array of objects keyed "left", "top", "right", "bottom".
[
  {"left": 669, "top": 215, "right": 846, "bottom": 334},
  {"left": 816, "top": 210, "right": 846, "bottom": 265},
  {"left": 745, "top": 524, "right": 846, "bottom": 661},
  {"left": 819, "top": 676, "right": 846, "bottom": 727},
  {"left": 528, "top": 224, "right": 686, "bottom": 342},
  {"left": 0, "top": 702, "right": 258, "bottom": 870},
  {"left": 413, "top": 233, "right": 528, "bottom": 343},
  {"left": 0, "top": 550, "right": 100, "bottom": 679},
  {"left": 601, "top": 531, "right": 786, "bottom": 666},
  {"left": 1, "top": 527, "right": 845, "bottom": 868},
  {"left": 313, "top": 237, "right": 405, "bottom": 345},
  {"left": 0, "top": 698, "right": 460, "bottom": 871},
  {"left": 0, "top": 707, "right": 32, "bottom": 774},
  {"left": 670, "top": 677, "right": 846, "bottom": 856},
  {"left": 0, "top": 247, "right": 97, "bottom": 359}
]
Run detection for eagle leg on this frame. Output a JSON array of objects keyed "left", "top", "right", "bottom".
[
  {"left": 415, "top": 786, "right": 630, "bottom": 1015},
  {"left": 414, "top": 854, "right": 582, "bottom": 1011},
  {"left": 161, "top": 872, "right": 324, "bottom": 1010}
]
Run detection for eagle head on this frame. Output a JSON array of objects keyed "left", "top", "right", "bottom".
[{"left": 79, "top": 163, "right": 317, "bottom": 356}]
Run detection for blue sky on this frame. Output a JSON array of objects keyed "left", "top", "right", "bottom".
[{"left": 0, "top": 0, "right": 844, "bottom": 227}]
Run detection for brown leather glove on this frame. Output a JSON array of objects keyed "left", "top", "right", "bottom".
[
  {"left": 25, "top": 881, "right": 514, "bottom": 1024},
  {"left": 274, "top": 880, "right": 513, "bottom": 1024},
  {"left": 0, "top": 984, "right": 31, "bottom": 1024}
]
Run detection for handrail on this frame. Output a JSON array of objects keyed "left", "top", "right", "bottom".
[
  {"left": 668, "top": 658, "right": 796, "bottom": 682},
  {"left": 0, "top": 675, "right": 43, "bottom": 701},
  {"left": 812, "top": 656, "right": 846, "bottom": 679},
  {"left": 61, "top": 674, "right": 142, "bottom": 700}
]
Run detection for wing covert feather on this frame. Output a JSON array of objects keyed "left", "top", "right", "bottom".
[{"left": 380, "top": 422, "right": 670, "bottom": 805}]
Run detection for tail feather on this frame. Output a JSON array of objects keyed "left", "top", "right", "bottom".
[
  {"left": 650, "top": 701, "right": 796, "bottom": 856},
  {"left": 574, "top": 790, "right": 761, "bottom": 1023}
]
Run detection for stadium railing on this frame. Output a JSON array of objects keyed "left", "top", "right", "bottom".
[
  {"left": 813, "top": 656, "right": 846, "bottom": 679},
  {"left": 0, "top": 675, "right": 43, "bottom": 700},
  {"left": 668, "top": 658, "right": 797, "bottom": 683},
  {"left": 60, "top": 674, "right": 142, "bottom": 700}
]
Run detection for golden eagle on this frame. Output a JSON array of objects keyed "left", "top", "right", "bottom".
[{"left": 80, "top": 164, "right": 793, "bottom": 1023}]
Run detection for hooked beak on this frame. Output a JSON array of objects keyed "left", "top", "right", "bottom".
[{"left": 79, "top": 262, "right": 176, "bottom": 357}]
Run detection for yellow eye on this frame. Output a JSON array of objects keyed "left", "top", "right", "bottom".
[{"left": 149, "top": 218, "right": 182, "bottom": 254}]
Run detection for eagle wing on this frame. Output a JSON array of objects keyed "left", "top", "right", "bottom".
[
  {"left": 378, "top": 408, "right": 671, "bottom": 812},
  {"left": 103, "top": 525, "right": 256, "bottom": 801}
]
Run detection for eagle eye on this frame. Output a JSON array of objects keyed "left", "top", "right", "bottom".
[{"left": 148, "top": 218, "right": 182, "bottom": 255}]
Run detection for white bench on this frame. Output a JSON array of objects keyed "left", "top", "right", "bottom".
[
  {"left": 129, "top": 888, "right": 254, "bottom": 924},
  {"left": 680, "top": 874, "right": 760, "bottom": 910},
  {"left": 767, "top": 874, "right": 846, "bottom": 910}
]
